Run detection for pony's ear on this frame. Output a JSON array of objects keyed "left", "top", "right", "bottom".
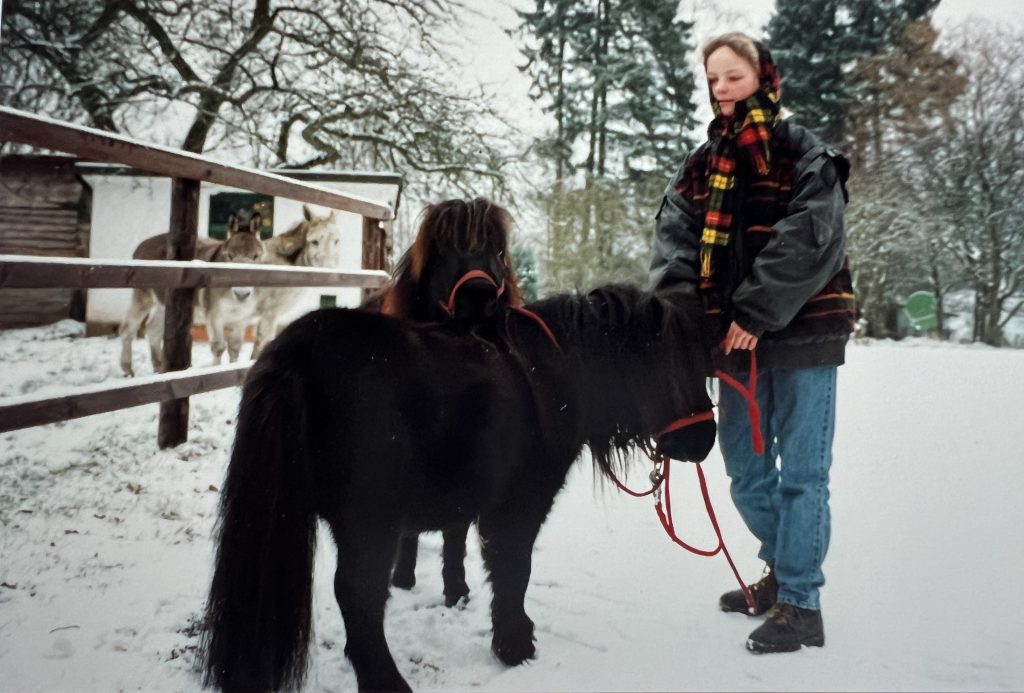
[
  {"left": 303, "top": 204, "right": 314, "bottom": 221},
  {"left": 226, "top": 214, "right": 239, "bottom": 236},
  {"left": 248, "top": 212, "right": 263, "bottom": 233}
]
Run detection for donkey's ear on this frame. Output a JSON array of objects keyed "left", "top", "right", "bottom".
[
  {"left": 303, "top": 204, "right": 314, "bottom": 221},
  {"left": 248, "top": 212, "right": 263, "bottom": 233},
  {"left": 226, "top": 214, "right": 239, "bottom": 236}
]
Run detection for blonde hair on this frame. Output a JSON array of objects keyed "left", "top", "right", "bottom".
[{"left": 702, "top": 32, "right": 759, "bottom": 72}]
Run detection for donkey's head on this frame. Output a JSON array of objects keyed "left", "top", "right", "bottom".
[
  {"left": 382, "top": 198, "right": 523, "bottom": 323},
  {"left": 221, "top": 210, "right": 265, "bottom": 301},
  {"left": 265, "top": 205, "right": 341, "bottom": 269},
  {"left": 298, "top": 205, "right": 341, "bottom": 268}
]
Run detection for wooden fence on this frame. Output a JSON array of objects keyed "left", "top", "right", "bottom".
[{"left": 0, "top": 106, "right": 393, "bottom": 447}]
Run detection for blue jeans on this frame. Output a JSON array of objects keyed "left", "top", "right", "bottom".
[{"left": 718, "top": 365, "right": 837, "bottom": 611}]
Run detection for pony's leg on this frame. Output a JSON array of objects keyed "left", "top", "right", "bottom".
[
  {"left": 118, "top": 289, "right": 153, "bottom": 377},
  {"left": 146, "top": 303, "right": 166, "bottom": 373},
  {"left": 442, "top": 523, "right": 471, "bottom": 607},
  {"left": 325, "top": 516, "right": 411, "bottom": 693},
  {"left": 391, "top": 534, "right": 418, "bottom": 590},
  {"left": 478, "top": 506, "right": 547, "bottom": 666}
]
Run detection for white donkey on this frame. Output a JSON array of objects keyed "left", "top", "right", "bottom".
[
  {"left": 118, "top": 213, "right": 265, "bottom": 376},
  {"left": 250, "top": 205, "right": 341, "bottom": 358}
]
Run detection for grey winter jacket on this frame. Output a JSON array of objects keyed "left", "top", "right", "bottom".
[{"left": 650, "top": 120, "right": 855, "bottom": 370}]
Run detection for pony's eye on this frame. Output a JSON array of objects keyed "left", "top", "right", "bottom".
[{"left": 311, "top": 240, "right": 319, "bottom": 246}]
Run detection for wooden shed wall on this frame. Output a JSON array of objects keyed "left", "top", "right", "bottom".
[{"left": 0, "top": 156, "right": 90, "bottom": 327}]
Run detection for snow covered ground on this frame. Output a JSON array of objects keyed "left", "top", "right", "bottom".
[{"left": 1, "top": 321, "right": 1022, "bottom": 692}]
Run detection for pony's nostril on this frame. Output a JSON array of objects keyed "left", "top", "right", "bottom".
[{"left": 233, "top": 287, "right": 253, "bottom": 301}]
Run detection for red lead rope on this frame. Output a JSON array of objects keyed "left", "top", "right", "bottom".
[
  {"left": 655, "top": 459, "right": 756, "bottom": 612},
  {"left": 607, "top": 351, "right": 765, "bottom": 615},
  {"left": 609, "top": 457, "right": 755, "bottom": 614},
  {"left": 714, "top": 350, "right": 764, "bottom": 456}
]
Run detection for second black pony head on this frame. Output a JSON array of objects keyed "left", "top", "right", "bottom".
[{"left": 381, "top": 198, "right": 523, "bottom": 323}]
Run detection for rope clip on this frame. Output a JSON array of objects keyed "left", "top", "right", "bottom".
[{"left": 649, "top": 458, "right": 665, "bottom": 490}]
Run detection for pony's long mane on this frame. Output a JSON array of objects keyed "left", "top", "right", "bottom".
[
  {"left": 520, "top": 284, "right": 713, "bottom": 479},
  {"left": 379, "top": 198, "right": 524, "bottom": 318}
]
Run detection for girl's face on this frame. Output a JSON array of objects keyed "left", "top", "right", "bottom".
[{"left": 705, "top": 46, "right": 760, "bottom": 117}]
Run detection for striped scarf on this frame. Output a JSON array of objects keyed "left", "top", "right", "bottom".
[{"left": 700, "top": 48, "right": 782, "bottom": 286}]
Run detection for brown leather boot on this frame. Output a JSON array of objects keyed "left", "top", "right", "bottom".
[
  {"left": 746, "top": 602, "right": 825, "bottom": 653},
  {"left": 719, "top": 566, "right": 777, "bottom": 615}
]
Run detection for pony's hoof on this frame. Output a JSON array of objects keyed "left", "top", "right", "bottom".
[
  {"left": 492, "top": 618, "right": 536, "bottom": 666},
  {"left": 444, "top": 591, "right": 470, "bottom": 609},
  {"left": 443, "top": 584, "right": 470, "bottom": 608}
]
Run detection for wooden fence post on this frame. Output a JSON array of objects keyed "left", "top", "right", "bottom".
[
  {"left": 361, "top": 215, "right": 388, "bottom": 300},
  {"left": 158, "top": 178, "right": 200, "bottom": 449}
]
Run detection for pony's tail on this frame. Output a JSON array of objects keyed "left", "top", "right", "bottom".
[{"left": 200, "top": 361, "right": 317, "bottom": 691}]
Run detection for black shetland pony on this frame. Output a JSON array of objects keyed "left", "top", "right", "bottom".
[
  {"left": 365, "top": 197, "right": 525, "bottom": 607},
  {"left": 200, "top": 284, "right": 716, "bottom": 693}
]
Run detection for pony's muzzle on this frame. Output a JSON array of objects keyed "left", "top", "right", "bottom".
[
  {"left": 453, "top": 279, "right": 501, "bottom": 318},
  {"left": 232, "top": 287, "right": 254, "bottom": 301},
  {"left": 658, "top": 419, "right": 717, "bottom": 463}
]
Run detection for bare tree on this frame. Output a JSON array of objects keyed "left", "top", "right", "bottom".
[
  {"left": 920, "top": 21, "right": 1024, "bottom": 344},
  {"left": 0, "top": 0, "right": 517, "bottom": 205},
  {"left": 840, "top": 18, "right": 1022, "bottom": 344}
]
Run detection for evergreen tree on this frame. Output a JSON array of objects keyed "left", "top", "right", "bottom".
[
  {"left": 765, "top": 0, "right": 940, "bottom": 144},
  {"left": 517, "top": 0, "right": 698, "bottom": 291},
  {"left": 845, "top": 20, "right": 964, "bottom": 170},
  {"left": 765, "top": 0, "right": 846, "bottom": 142}
]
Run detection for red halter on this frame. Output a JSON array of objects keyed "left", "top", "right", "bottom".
[
  {"left": 442, "top": 269, "right": 563, "bottom": 352},
  {"left": 655, "top": 350, "right": 763, "bottom": 457}
]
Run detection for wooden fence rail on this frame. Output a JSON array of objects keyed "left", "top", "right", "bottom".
[
  {"left": 0, "top": 365, "right": 250, "bottom": 434},
  {"left": 0, "top": 254, "right": 389, "bottom": 289},
  {"left": 0, "top": 107, "right": 392, "bottom": 221},
  {"left": 0, "top": 106, "right": 395, "bottom": 447}
]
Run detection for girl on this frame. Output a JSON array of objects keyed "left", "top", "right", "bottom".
[{"left": 650, "top": 32, "right": 856, "bottom": 654}]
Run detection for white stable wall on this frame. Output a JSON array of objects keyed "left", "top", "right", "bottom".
[{"left": 82, "top": 174, "right": 397, "bottom": 332}]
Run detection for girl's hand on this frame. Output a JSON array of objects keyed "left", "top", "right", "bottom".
[{"left": 722, "top": 321, "right": 758, "bottom": 355}]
